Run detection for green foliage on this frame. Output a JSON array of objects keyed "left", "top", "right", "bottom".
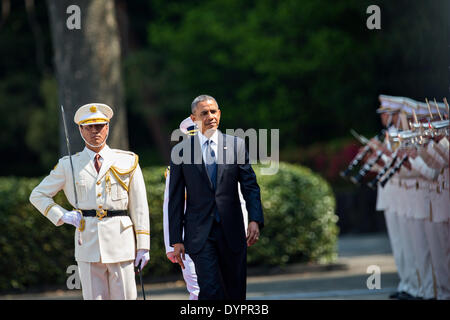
[
  {"left": 141, "top": 0, "right": 447, "bottom": 149},
  {"left": 0, "top": 1, "right": 55, "bottom": 176},
  {"left": 0, "top": 177, "right": 74, "bottom": 291},
  {"left": 251, "top": 163, "right": 338, "bottom": 266},
  {"left": 25, "top": 75, "right": 60, "bottom": 170},
  {"left": 0, "top": 1, "right": 448, "bottom": 178},
  {"left": 0, "top": 163, "right": 337, "bottom": 292}
]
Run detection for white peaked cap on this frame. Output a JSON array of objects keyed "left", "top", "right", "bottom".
[
  {"left": 74, "top": 103, "right": 114, "bottom": 125},
  {"left": 179, "top": 116, "right": 196, "bottom": 135},
  {"left": 378, "top": 95, "right": 447, "bottom": 118}
]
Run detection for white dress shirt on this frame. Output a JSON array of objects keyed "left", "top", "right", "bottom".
[
  {"left": 197, "top": 130, "right": 218, "bottom": 163},
  {"left": 84, "top": 145, "right": 109, "bottom": 169}
]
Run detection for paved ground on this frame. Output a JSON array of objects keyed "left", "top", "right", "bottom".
[{"left": 0, "top": 232, "right": 398, "bottom": 300}]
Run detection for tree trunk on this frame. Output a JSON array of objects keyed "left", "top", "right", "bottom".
[
  {"left": 47, "top": 0, "right": 128, "bottom": 155},
  {"left": 115, "top": 0, "right": 171, "bottom": 163}
]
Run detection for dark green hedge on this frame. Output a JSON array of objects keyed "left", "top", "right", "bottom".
[{"left": 0, "top": 162, "right": 338, "bottom": 292}]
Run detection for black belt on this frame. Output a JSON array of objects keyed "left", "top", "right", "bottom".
[{"left": 81, "top": 209, "right": 128, "bottom": 218}]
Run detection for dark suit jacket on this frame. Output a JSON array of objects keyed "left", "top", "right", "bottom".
[{"left": 168, "top": 130, "right": 264, "bottom": 255}]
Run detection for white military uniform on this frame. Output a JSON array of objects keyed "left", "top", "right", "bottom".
[
  {"left": 398, "top": 162, "right": 433, "bottom": 299},
  {"left": 398, "top": 131, "right": 449, "bottom": 300},
  {"left": 378, "top": 171, "right": 409, "bottom": 295},
  {"left": 376, "top": 124, "right": 411, "bottom": 296},
  {"left": 376, "top": 116, "right": 419, "bottom": 297},
  {"left": 29, "top": 104, "right": 150, "bottom": 300},
  {"left": 163, "top": 168, "right": 199, "bottom": 300},
  {"left": 420, "top": 138, "right": 450, "bottom": 299},
  {"left": 375, "top": 95, "right": 449, "bottom": 299}
]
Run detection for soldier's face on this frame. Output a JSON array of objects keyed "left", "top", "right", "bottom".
[
  {"left": 391, "top": 113, "right": 399, "bottom": 126},
  {"left": 190, "top": 99, "right": 221, "bottom": 136},
  {"left": 380, "top": 113, "right": 390, "bottom": 127},
  {"left": 80, "top": 123, "right": 109, "bottom": 146}
]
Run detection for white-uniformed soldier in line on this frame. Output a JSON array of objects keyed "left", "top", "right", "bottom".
[
  {"left": 372, "top": 96, "right": 431, "bottom": 299},
  {"left": 391, "top": 102, "right": 449, "bottom": 300},
  {"left": 406, "top": 115, "right": 449, "bottom": 300},
  {"left": 163, "top": 117, "right": 199, "bottom": 300},
  {"left": 162, "top": 117, "right": 249, "bottom": 300},
  {"left": 373, "top": 96, "right": 449, "bottom": 299},
  {"left": 420, "top": 136, "right": 449, "bottom": 299},
  {"left": 373, "top": 99, "right": 422, "bottom": 299},
  {"left": 373, "top": 102, "right": 412, "bottom": 299},
  {"left": 30, "top": 103, "right": 150, "bottom": 300},
  {"left": 426, "top": 136, "right": 450, "bottom": 299},
  {"left": 395, "top": 109, "right": 433, "bottom": 300}
]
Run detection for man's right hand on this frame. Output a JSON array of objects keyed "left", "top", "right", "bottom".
[
  {"left": 166, "top": 252, "right": 177, "bottom": 263},
  {"left": 59, "top": 210, "right": 82, "bottom": 228},
  {"left": 173, "top": 243, "right": 186, "bottom": 270}
]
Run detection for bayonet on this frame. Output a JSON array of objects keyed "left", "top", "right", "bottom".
[{"left": 350, "top": 129, "right": 369, "bottom": 145}]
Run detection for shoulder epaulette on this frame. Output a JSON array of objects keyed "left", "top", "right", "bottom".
[
  {"left": 112, "top": 149, "right": 136, "bottom": 156},
  {"left": 111, "top": 153, "right": 139, "bottom": 175},
  {"left": 108, "top": 152, "right": 139, "bottom": 192}
]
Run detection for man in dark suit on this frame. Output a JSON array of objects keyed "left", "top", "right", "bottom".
[{"left": 168, "top": 95, "right": 264, "bottom": 300}]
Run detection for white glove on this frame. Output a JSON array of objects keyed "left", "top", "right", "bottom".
[
  {"left": 61, "top": 210, "right": 82, "bottom": 228},
  {"left": 135, "top": 249, "right": 150, "bottom": 270}
]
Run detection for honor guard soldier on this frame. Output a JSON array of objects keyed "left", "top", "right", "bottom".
[
  {"left": 373, "top": 96, "right": 449, "bottom": 299},
  {"left": 346, "top": 95, "right": 449, "bottom": 299},
  {"left": 163, "top": 117, "right": 200, "bottom": 300},
  {"left": 30, "top": 103, "right": 150, "bottom": 300},
  {"left": 373, "top": 98, "right": 413, "bottom": 299},
  {"left": 406, "top": 103, "right": 449, "bottom": 300}
]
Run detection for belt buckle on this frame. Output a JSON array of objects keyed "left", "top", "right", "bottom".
[{"left": 96, "top": 209, "right": 107, "bottom": 220}]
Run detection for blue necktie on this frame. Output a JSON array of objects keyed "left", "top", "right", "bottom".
[{"left": 205, "top": 140, "right": 219, "bottom": 222}]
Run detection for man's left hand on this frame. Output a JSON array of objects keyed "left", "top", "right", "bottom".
[
  {"left": 135, "top": 249, "right": 150, "bottom": 270},
  {"left": 247, "top": 221, "right": 260, "bottom": 247}
]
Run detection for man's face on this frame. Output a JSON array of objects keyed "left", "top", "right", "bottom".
[
  {"left": 391, "top": 113, "right": 399, "bottom": 126},
  {"left": 380, "top": 112, "right": 398, "bottom": 128},
  {"left": 380, "top": 113, "right": 390, "bottom": 127},
  {"left": 190, "top": 99, "right": 221, "bottom": 135},
  {"left": 79, "top": 123, "right": 109, "bottom": 146}
]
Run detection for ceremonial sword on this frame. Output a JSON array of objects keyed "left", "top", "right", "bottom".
[{"left": 61, "top": 105, "right": 85, "bottom": 244}]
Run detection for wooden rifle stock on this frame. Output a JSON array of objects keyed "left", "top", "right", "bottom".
[{"left": 350, "top": 150, "right": 383, "bottom": 185}]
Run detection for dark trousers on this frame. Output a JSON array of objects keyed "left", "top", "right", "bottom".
[{"left": 190, "top": 221, "right": 247, "bottom": 300}]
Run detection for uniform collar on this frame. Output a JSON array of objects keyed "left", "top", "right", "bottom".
[{"left": 84, "top": 144, "right": 111, "bottom": 160}]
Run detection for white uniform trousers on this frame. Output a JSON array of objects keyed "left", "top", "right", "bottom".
[
  {"left": 424, "top": 220, "right": 450, "bottom": 299},
  {"left": 408, "top": 218, "right": 435, "bottom": 299},
  {"left": 397, "top": 215, "right": 421, "bottom": 297},
  {"left": 384, "top": 210, "right": 408, "bottom": 293},
  {"left": 182, "top": 253, "right": 199, "bottom": 300},
  {"left": 78, "top": 260, "right": 137, "bottom": 300}
]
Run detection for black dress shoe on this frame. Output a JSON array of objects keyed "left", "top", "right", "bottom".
[
  {"left": 389, "top": 292, "right": 400, "bottom": 299},
  {"left": 398, "top": 292, "right": 423, "bottom": 300}
]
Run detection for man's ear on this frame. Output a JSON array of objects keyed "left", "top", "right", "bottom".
[{"left": 190, "top": 114, "right": 195, "bottom": 122}]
